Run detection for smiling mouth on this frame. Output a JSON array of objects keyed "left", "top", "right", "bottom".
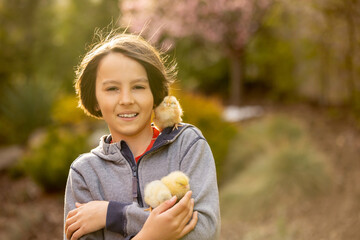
[{"left": 117, "top": 113, "right": 138, "bottom": 118}]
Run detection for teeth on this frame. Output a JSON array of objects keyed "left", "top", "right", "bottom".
[{"left": 118, "top": 113, "right": 137, "bottom": 118}]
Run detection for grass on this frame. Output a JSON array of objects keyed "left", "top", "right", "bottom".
[{"left": 220, "top": 114, "right": 331, "bottom": 226}]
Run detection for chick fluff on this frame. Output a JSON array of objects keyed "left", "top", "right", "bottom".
[
  {"left": 153, "top": 96, "right": 183, "bottom": 131},
  {"left": 161, "top": 171, "right": 190, "bottom": 200},
  {"left": 144, "top": 180, "right": 172, "bottom": 210},
  {"left": 144, "top": 171, "right": 190, "bottom": 210}
]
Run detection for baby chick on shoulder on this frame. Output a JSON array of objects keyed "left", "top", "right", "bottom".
[
  {"left": 154, "top": 96, "right": 183, "bottom": 131},
  {"left": 144, "top": 171, "right": 190, "bottom": 211}
]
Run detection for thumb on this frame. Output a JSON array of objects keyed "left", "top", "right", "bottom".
[
  {"left": 75, "top": 202, "right": 84, "bottom": 208},
  {"left": 153, "top": 196, "right": 177, "bottom": 214}
]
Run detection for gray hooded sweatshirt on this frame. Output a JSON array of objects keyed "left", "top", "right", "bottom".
[{"left": 64, "top": 124, "right": 220, "bottom": 239}]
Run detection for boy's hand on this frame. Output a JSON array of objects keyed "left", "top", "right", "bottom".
[
  {"left": 65, "top": 201, "right": 109, "bottom": 240},
  {"left": 135, "top": 191, "right": 198, "bottom": 240}
]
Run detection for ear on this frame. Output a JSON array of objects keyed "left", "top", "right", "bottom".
[{"left": 94, "top": 103, "right": 100, "bottom": 111}]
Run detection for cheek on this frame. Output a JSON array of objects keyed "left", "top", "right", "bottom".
[
  {"left": 145, "top": 101, "right": 154, "bottom": 114},
  {"left": 95, "top": 93, "right": 112, "bottom": 113},
  {"left": 146, "top": 91, "right": 155, "bottom": 109}
]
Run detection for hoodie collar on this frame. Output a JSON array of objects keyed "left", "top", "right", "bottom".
[{"left": 91, "top": 123, "right": 191, "bottom": 162}]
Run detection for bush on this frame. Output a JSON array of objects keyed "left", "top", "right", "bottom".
[
  {"left": 0, "top": 80, "right": 56, "bottom": 144},
  {"left": 51, "top": 94, "right": 89, "bottom": 125},
  {"left": 20, "top": 127, "right": 90, "bottom": 192},
  {"left": 173, "top": 91, "right": 237, "bottom": 181}
]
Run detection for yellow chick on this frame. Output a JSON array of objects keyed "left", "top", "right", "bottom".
[
  {"left": 144, "top": 171, "right": 190, "bottom": 211},
  {"left": 153, "top": 96, "right": 183, "bottom": 131},
  {"left": 144, "top": 180, "right": 172, "bottom": 211},
  {"left": 161, "top": 171, "right": 190, "bottom": 201}
]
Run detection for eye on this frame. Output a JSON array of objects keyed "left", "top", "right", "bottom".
[
  {"left": 133, "top": 85, "right": 146, "bottom": 90},
  {"left": 106, "top": 86, "right": 118, "bottom": 91}
]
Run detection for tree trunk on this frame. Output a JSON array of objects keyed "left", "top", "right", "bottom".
[
  {"left": 344, "top": 0, "right": 357, "bottom": 106},
  {"left": 228, "top": 52, "right": 243, "bottom": 106},
  {"left": 319, "top": 13, "right": 333, "bottom": 106}
]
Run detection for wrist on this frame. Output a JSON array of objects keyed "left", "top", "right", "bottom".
[
  {"left": 101, "top": 201, "right": 109, "bottom": 227},
  {"left": 132, "top": 230, "right": 147, "bottom": 240},
  {"left": 133, "top": 227, "right": 158, "bottom": 240}
]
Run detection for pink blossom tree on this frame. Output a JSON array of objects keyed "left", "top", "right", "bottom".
[{"left": 120, "top": 0, "right": 273, "bottom": 105}]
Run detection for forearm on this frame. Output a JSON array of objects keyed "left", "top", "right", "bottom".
[
  {"left": 64, "top": 169, "right": 106, "bottom": 240},
  {"left": 106, "top": 201, "right": 149, "bottom": 237}
]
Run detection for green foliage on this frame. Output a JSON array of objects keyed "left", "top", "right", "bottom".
[
  {"left": 20, "top": 127, "right": 90, "bottom": 192},
  {"left": 55, "top": 0, "right": 120, "bottom": 91},
  {"left": 173, "top": 91, "right": 237, "bottom": 180},
  {"left": 0, "top": 0, "right": 120, "bottom": 144},
  {"left": 0, "top": 0, "right": 57, "bottom": 88},
  {"left": 169, "top": 39, "right": 229, "bottom": 97},
  {"left": 51, "top": 94, "right": 91, "bottom": 125},
  {"left": 0, "top": 0, "right": 120, "bottom": 92},
  {"left": 221, "top": 115, "right": 331, "bottom": 219},
  {"left": 0, "top": 80, "right": 56, "bottom": 144},
  {"left": 245, "top": 29, "right": 298, "bottom": 100}
]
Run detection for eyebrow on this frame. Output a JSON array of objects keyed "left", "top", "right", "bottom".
[{"left": 101, "top": 78, "right": 149, "bottom": 85}]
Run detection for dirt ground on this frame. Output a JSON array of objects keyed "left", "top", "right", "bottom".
[{"left": 1, "top": 103, "right": 359, "bottom": 239}]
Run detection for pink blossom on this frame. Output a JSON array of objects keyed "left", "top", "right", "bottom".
[{"left": 120, "top": 0, "right": 273, "bottom": 53}]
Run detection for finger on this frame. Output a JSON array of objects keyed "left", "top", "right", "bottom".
[
  {"left": 65, "top": 215, "right": 77, "bottom": 233},
  {"left": 180, "top": 198, "right": 195, "bottom": 227},
  {"left": 66, "top": 221, "right": 80, "bottom": 240},
  {"left": 179, "top": 211, "right": 198, "bottom": 238},
  {"left": 71, "top": 229, "right": 83, "bottom": 240},
  {"left": 75, "top": 202, "right": 84, "bottom": 208},
  {"left": 168, "top": 191, "right": 192, "bottom": 216},
  {"left": 66, "top": 208, "right": 78, "bottom": 220},
  {"left": 153, "top": 195, "right": 177, "bottom": 214}
]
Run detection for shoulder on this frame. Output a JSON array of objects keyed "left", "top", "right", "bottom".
[
  {"left": 70, "top": 152, "right": 100, "bottom": 175},
  {"left": 165, "top": 123, "right": 208, "bottom": 152},
  {"left": 177, "top": 124, "right": 206, "bottom": 142},
  {"left": 157, "top": 123, "right": 206, "bottom": 143}
]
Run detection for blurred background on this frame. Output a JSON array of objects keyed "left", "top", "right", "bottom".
[{"left": 0, "top": 0, "right": 359, "bottom": 239}]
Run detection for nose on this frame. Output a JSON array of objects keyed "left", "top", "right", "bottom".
[{"left": 118, "top": 89, "right": 135, "bottom": 105}]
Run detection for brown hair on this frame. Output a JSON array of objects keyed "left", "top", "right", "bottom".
[{"left": 74, "top": 33, "right": 176, "bottom": 118}]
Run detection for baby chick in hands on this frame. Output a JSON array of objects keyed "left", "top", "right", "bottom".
[
  {"left": 144, "top": 180, "right": 172, "bottom": 211},
  {"left": 154, "top": 96, "right": 183, "bottom": 131},
  {"left": 161, "top": 171, "right": 190, "bottom": 200},
  {"left": 144, "top": 171, "right": 190, "bottom": 211}
]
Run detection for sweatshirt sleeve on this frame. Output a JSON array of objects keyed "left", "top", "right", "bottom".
[
  {"left": 179, "top": 136, "right": 221, "bottom": 240},
  {"left": 64, "top": 167, "right": 104, "bottom": 240},
  {"left": 106, "top": 200, "right": 150, "bottom": 237}
]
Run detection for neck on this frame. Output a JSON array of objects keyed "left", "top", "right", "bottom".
[{"left": 113, "top": 125, "right": 153, "bottom": 158}]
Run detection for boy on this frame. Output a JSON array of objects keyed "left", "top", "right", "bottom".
[{"left": 64, "top": 33, "right": 220, "bottom": 240}]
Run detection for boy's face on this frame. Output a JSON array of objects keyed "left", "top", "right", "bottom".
[{"left": 95, "top": 52, "right": 154, "bottom": 142}]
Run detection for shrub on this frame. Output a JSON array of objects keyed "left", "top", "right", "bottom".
[
  {"left": 51, "top": 94, "right": 88, "bottom": 125},
  {"left": 20, "top": 127, "right": 90, "bottom": 192},
  {"left": 0, "top": 80, "right": 56, "bottom": 144},
  {"left": 173, "top": 91, "right": 237, "bottom": 181}
]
